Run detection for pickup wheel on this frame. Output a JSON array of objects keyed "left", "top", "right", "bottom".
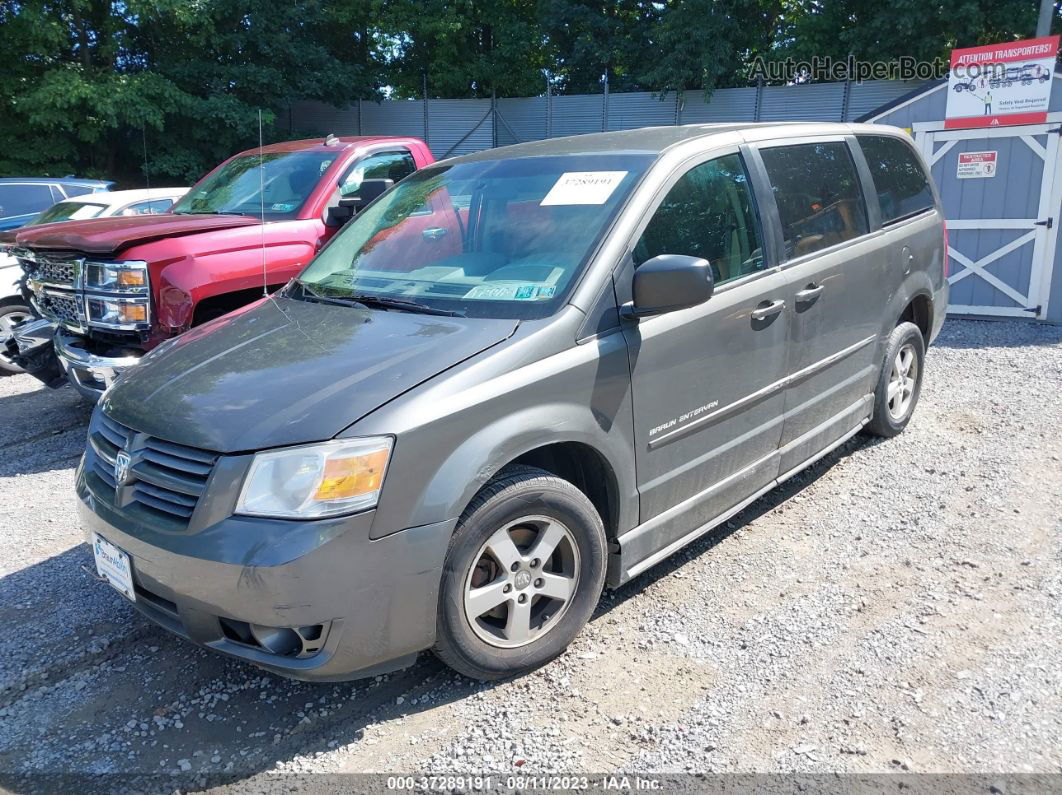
[
  {"left": 865, "top": 321, "right": 925, "bottom": 438},
  {"left": 0, "top": 302, "right": 33, "bottom": 375},
  {"left": 433, "top": 466, "right": 607, "bottom": 681}
]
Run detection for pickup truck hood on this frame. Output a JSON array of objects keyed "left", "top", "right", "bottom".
[
  {"left": 101, "top": 296, "right": 518, "bottom": 452},
  {"left": 6, "top": 213, "right": 260, "bottom": 256}
]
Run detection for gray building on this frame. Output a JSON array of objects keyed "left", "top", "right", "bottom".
[{"left": 866, "top": 72, "right": 1062, "bottom": 323}]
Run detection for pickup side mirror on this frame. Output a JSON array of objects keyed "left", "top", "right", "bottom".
[
  {"left": 623, "top": 254, "right": 714, "bottom": 319},
  {"left": 325, "top": 178, "right": 394, "bottom": 227}
]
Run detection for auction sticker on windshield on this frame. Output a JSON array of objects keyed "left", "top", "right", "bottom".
[
  {"left": 541, "top": 171, "right": 628, "bottom": 205},
  {"left": 93, "top": 534, "right": 136, "bottom": 601}
]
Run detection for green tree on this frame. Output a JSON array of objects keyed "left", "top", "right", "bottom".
[
  {"left": 773, "top": 0, "right": 1051, "bottom": 67},
  {"left": 0, "top": 0, "right": 383, "bottom": 183},
  {"left": 379, "top": 0, "right": 549, "bottom": 98}
]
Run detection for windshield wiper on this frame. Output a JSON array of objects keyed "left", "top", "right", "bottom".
[
  {"left": 173, "top": 210, "right": 251, "bottom": 216},
  {"left": 348, "top": 293, "right": 466, "bottom": 317},
  {"left": 292, "top": 280, "right": 369, "bottom": 309}
]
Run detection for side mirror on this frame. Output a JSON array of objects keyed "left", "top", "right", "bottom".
[
  {"left": 623, "top": 254, "right": 714, "bottom": 319},
  {"left": 326, "top": 178, "right": 394, "bottom": 227}
]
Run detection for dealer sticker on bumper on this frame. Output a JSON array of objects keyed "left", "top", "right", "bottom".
[{"left": 92, "top": 533, "right": 136, "bottom": 602}]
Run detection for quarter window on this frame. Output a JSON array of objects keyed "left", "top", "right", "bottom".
[
  {"left": 857, "top": 135, "right": 934, "bottom": 225},
  {"left": 634, "top": 154, "right": 765, "bottom": 286},
  {"left": 760, "top": 142, "right": 869, "bottom": 260}
]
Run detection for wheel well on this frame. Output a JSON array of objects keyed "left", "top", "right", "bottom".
[
  {"left": 507, "top": 442, "right": 619, "bottom": 540},
  {"left": 899, "top": 294, "right": 931, "bottom": 343},
  {"left": 191, "top": 285, "right": 283, "bottom": 326}
]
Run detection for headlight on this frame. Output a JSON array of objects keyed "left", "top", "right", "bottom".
[
  {"left": 85, "top": 261, "right": 148, "bottom": 292},
  {"left": 86, "top": 296, "right": 149, "bottom": 328},
  {"left": 236, "top": 437, "right": 393, "bottom": 519}
]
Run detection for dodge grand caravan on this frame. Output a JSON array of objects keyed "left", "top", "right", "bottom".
[{"left": 78, "top": 123, "right": 947, "bottom": 682}]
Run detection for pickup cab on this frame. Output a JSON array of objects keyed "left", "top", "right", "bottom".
[{"left": 5, "top": 136, "right": 433, "bottom": 398}]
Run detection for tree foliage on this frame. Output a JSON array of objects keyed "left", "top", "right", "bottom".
[{"left": 0, "top": 0, "right": 1056, "bottom": 183}]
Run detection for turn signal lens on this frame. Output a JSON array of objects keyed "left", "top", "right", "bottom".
[
  {"left": 314, "top": 449, "right": 389, "bottom": 501},
  {"left": 117, "top": 269, "right": 146, "bottom": 288}
]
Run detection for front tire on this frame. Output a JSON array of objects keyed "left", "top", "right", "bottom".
[
  {"left": 865, "top": 321, "right": 925, "bottom": 438},
  {"left": 433, "top": 466, "right": 607, "bottom": 681},
  {"left": 0, "top": 302, "right": 33, "bottom": 375}
]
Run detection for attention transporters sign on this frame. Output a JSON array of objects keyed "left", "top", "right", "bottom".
[{"left": 945, "top": 36, "right": 1060, "bottom": 130}]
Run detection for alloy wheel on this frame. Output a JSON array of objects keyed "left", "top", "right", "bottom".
[
  {"left": 0, "top": 309, "right": 32, "bottom": 368},
  {"left": 886, "top": 342, "right": 918, "bottom": 420},
  {"left": 462, "top": 515, "right": 580, "bottom": 649}
]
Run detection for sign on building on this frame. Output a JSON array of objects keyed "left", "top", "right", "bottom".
[
  {"left": 956, "top": 151, "right": 998, "bottom": 179},
  {"left": 945, "top": 35, "right": 1060, "bottom": 129}
]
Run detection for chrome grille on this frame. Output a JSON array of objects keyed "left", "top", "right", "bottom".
[
  {"left": 36, "top": 291, "right": 82, "bottom": 328},
  {"left": 20, "top": 252, "right": 80, "bottom": 288},
  {"left": 88, "top": 412, "right": 217, "bottom": 527}
]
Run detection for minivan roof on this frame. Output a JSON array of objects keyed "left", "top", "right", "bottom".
[{"left": 445, "top": 122, "right": 905, "bottom": 164}]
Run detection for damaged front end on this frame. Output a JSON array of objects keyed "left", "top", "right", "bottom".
[
  {"left": 13, "top": 248, "right": 152, "bottom": 400},
  {"left": 2, "top": 316, "right": 65, "bottom": 388}
]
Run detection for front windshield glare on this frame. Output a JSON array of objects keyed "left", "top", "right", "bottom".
[
  {"left": 171, "top": 150, "right": 338, "bottom": 219},
  {"left": 296, "top": 154, "right": 652, "bottom": 319},
  {"left": 30, "top": 201, "right": 107, "bottom": 225}
]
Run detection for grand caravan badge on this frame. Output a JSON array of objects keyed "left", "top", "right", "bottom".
[{"left": 649, "top": 399, "right": 721, "bottom": 437}]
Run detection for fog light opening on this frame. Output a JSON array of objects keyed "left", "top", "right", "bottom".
[{"left": 249, "top": 624, "right": 303, "bottom": 657}]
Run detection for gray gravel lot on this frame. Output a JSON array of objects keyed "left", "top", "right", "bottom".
[{"left": 0, "top": 318, "right": 1059, "bottom": 788}]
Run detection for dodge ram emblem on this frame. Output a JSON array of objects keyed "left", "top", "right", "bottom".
[{"left": 114, "top": 451, "right": 132, "bottom": 488}]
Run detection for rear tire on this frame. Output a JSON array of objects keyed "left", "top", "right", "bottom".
[
  {"left": 865, "top": 321, "right": 925, "bottom": 438},
  {"left": 433, "top": 466, "right": 607, "bottom": 681}
]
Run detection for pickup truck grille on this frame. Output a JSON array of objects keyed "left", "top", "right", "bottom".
[
  {"left": 36, "top": 291, "right": 83, "bottom": 328},
  {"left": 88, "top": 412, "right": 218, "bottom": 527},
  {"left": 18, "top": 251, "right": 80, "bottom": 288}
]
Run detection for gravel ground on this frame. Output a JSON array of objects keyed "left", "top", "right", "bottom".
[{"left": 0, "top": 318, "right": 1059, "bottom": 790}]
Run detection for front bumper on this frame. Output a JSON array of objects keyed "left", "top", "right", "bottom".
[
  {"left": 76, "top": 462, "right": 455, "bottom": 682},
  {"left": 55, "top": 328, "right": 142, "bottom": 400}
]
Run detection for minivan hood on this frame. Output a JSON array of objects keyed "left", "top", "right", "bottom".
[
  {"left": 101, "top": 297, "right": 518, "bottom": 452},
  {"left": 8, "top": 213, "right": 259, "bottom": 256}
]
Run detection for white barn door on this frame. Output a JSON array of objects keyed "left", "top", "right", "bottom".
[{"left": 915, "top": 118, "right": 1060, "bottom": 320}]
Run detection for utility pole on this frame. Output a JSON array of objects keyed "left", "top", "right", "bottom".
[{"left": 1036, "top": 0, "right": 1054, "bottom": 37}]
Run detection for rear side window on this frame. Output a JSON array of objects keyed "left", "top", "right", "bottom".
[
  {"left": 634, "top": 153, "right": 765, "bottom": 285},
  {"left": 340, "top": 151, "right": 417, "bottom": 197},
  {"left": 0, "top": 184, "right": 56, "bottom": 219},
  {"left": 858, "top": 135, "right": 934, "bottom": 225},
  {"left": 760, "top": 142, "right": 869, "bottom": 260}
]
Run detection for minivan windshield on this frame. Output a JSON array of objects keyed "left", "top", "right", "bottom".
[
  {"left": 295, "top": 154, "right": 652, "bottom": 319},
  {"left": 171, "top": 150, "right": 338, "bottom": 219}
]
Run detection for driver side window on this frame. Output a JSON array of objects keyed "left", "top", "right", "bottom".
[
  {"left": 340, "top": 151, "right": 417, "bottom": 197},
  {"left": 635, "top": 154, "right": 765, "bottom": 286}
]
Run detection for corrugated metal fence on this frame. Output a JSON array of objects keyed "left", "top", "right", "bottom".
[{"left": 290, "top": 79, "right": 928, "bottom": 159}]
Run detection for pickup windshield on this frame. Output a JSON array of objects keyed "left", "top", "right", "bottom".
[
  {"left": 295, "top": 154, "right": 652, "bottom": 319},
  {"left": 172, "top": 150, "right": 338, "bottom": 219}
]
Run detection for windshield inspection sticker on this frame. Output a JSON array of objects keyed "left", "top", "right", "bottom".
[
  {"left": 540, "top": 171, "right": 628, "bottom": 206},
  {"left": 466, "top": 284, "right": 556, "bottom": 301}
]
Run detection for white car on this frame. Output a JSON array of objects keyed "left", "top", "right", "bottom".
[{"left": 0, "top": 188, "right": 188, "bottom": 374}]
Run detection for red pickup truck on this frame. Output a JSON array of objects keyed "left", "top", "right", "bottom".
[{"left": 6, "top": 135, "right": 434, "bottom": 398}]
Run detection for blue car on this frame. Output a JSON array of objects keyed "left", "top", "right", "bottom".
[{"left": 0, "top": 177, "right": 114, "bottom": 231}]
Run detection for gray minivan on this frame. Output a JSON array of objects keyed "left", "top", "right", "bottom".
[{"left": 78, "top": 123, "right": 947, "bottom": 682}]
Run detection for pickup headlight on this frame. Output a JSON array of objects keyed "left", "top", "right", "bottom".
[
  {"left": 85, "top": 261, "right": 149, "bottom": 292},
  {"left": 86, "top": 296, "right": 150, "bottom": 328},
  {"left": 236, "top": 437, "right": 393, "bottom": 519}
]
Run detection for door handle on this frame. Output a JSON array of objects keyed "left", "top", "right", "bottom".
[
  {"left": 751, "top": 299, "right": 785, "bottom": 321},
  {"left": 795, "top": 284, "right": 824, "bottom": 303},
  {"left": 422, "top": 227, "right": 448, "bottom": 240}
]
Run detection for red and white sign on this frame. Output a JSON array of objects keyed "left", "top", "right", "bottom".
[
  {"left": 945, "top": 35, "right": 1059, "bottom": 130},
  {"left": 956, "top": 151, "right": 997, "bottom": 179}
]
